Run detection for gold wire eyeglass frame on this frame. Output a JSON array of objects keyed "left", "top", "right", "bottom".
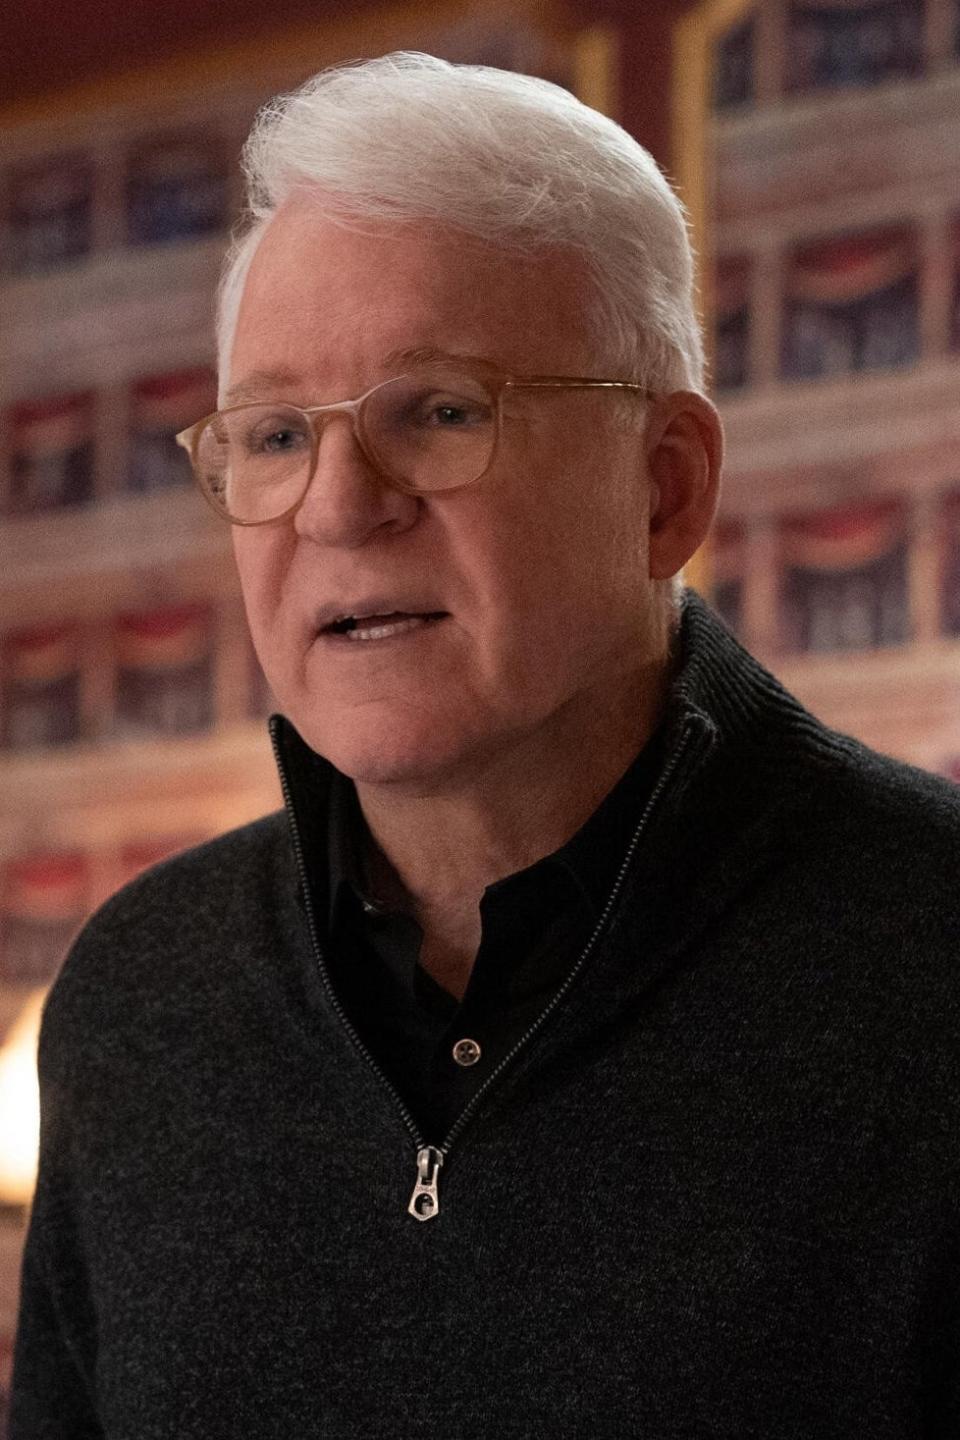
[{"left": 175, "top": 362, "right": 654, "bottom": 526}]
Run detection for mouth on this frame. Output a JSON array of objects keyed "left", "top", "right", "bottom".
[{"left": 322, "top": 611, "right": 449, "bottom": 643}]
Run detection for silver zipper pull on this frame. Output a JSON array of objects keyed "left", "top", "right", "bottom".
[{"left": 408, "top": 1146, "right": 443, "bottom": 1222}]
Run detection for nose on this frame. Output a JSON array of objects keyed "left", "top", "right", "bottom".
[{"left": 293, "top": 411, "right": 418, "bottom": 549}]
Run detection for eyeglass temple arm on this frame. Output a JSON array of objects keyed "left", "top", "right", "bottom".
[{"left": 506, "top": 377, "right": 652, "bottom": 395}]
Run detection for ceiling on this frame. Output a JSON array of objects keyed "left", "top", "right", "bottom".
[
  {"left": 1, "top": 0, "right": 698, "bottom": 108},
  {"left": 0, "top": 0, "right": 384, "bottom": 110},
  {"left": 0, "top": 1, "right": 694, "bottom": 170}
]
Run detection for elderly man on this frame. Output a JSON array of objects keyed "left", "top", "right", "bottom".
[{"left": 12, "top": 52, "right": 960, "bottom": 1439}]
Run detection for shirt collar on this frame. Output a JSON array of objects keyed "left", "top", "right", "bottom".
[
  {"left": 325, "top": 723, "right": 667, "bottom": 932},
  {"left": 327, "top": 767, "right": 379, "bottom": 932}
]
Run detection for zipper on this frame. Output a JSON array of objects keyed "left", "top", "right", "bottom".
[
  {"left": 407, "top": 1145, "right": 443, "bottom": 1221},
  {"left": 270, "top": 714, "right": 703, "bottom": 1223}
]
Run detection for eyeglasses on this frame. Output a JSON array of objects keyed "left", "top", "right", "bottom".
[{"left": 176, "top": 356, "right": 652, "bottom": 526}]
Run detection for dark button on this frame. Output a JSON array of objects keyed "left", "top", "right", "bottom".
[{"left": 452, "top": 1037, "right": 482, "bottom": 1067}]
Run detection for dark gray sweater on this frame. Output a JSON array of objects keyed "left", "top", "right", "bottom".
[{"left": 11, "top": 594, "right": 960, "bottom": 1438}]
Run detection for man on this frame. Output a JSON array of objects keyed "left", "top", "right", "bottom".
[{"left": 12, "top": 52, "right": 960, "bottom": 1439}]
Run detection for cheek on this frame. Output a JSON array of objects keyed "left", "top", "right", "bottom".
[
  {"left": 512, "top": 467, "right": 646, "bottom": 615},
  {"left": 464, "top": 510, "right": 596, "bottom": 689},
  {"left": 522, "top": 501, "right": 651, "bottom": 684},
  {"left": 233, "top": 531, "right": 289, "bottom": 644}
]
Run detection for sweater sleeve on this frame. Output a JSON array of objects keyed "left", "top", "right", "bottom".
[
  {"left": 8, "top": 967, "right": 103, "bottom": 1439},
  {"left": 8, "top": 1230, "right": 103, "bottom": 1440},
  {"left": 923, "top": 1225, "right": 960, "bottom": 1437}
]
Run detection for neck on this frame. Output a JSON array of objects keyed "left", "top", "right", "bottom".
[{"left": 353, "top": 657, "right": 671, "bottom": 994}]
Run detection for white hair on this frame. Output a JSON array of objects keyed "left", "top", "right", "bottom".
[{"left": 216, "top": 51, "right": 704, "bottom": 401}]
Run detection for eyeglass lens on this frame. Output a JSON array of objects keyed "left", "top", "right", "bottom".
[{"left": 195, "top": 364, "right": 497, "bottom": 522}]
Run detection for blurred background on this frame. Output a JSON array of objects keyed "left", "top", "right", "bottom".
[{"left": 1, "top": 0, "right": 959, "bottom": 1414}]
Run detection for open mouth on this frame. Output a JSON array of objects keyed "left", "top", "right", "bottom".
[{"left": 325, "top": 611, "right": 448, "bottom": 641}]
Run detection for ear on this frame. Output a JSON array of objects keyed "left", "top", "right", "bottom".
[{"left": 644, "top": 391, "right": 724, "bottom": 581}]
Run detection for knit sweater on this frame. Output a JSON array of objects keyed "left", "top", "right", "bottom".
[{"left": 11, "top": 593, "right": 960, "bottom": 1439}]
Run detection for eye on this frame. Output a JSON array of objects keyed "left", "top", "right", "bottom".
[
  {"left": 429, "top": 401, "right": 475, "bottom": 427},
  {"left": 241, "top": 414, "right": 311, "bottom": 458},
  {"left": 371, "top": 371, "right": 496, "bottom": 441},
  {"left": 411, "top": 391, "right": 491, "bottom": 430},
  {"left": 263, "top": 428, "right": 301, "bottom": 452}
]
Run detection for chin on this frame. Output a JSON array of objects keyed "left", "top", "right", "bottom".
[{"left": 292, "top": 704, "right": 488, "bottom": 791}]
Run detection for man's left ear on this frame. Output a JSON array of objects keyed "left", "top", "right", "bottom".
[{"left": 644, "top": 391, "right": 724, "bottom": 580}]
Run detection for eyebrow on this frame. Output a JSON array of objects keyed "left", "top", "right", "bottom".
[
  {"left": 222, "top": 369, "right": 301, "bottom": 407},
  {"left": 222, "top": 348, "right": 480, "bottom": 407},
  {"left": 381, "top": 344, "right": 472, "bottom": 369}
]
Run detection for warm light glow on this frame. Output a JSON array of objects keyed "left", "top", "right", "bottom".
[{"left": 0, "top": 989, "right": 45, "bottom": 1207}]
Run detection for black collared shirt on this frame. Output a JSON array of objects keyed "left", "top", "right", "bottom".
[{"left": 323, "top": 732, "right": 665, "bottom": 1144}]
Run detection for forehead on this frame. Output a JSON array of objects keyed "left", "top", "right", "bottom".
[{"left": 228, "top": 197, "right": 595, "bottom": 390}]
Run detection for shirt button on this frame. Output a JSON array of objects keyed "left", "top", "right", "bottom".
[{"left": 452, "top": 1037, "right": 482, "bottom": 1067}]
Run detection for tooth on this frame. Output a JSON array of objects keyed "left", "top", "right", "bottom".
[{"left": 346, "top": 615, "right": 429, "bottom": 642}]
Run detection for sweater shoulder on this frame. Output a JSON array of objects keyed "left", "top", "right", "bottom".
[
  {"left": 84, "top": 808, "right": 291, "bottom": 942},
  {"left": 778, "top": 722, "right": 960, "bottom": 941},
  {"left": 811, "top": 725, "right": 960, "bottom": 847},
  {"left": 40, "top": 810, "right": 296, "bottom": 1056}
]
